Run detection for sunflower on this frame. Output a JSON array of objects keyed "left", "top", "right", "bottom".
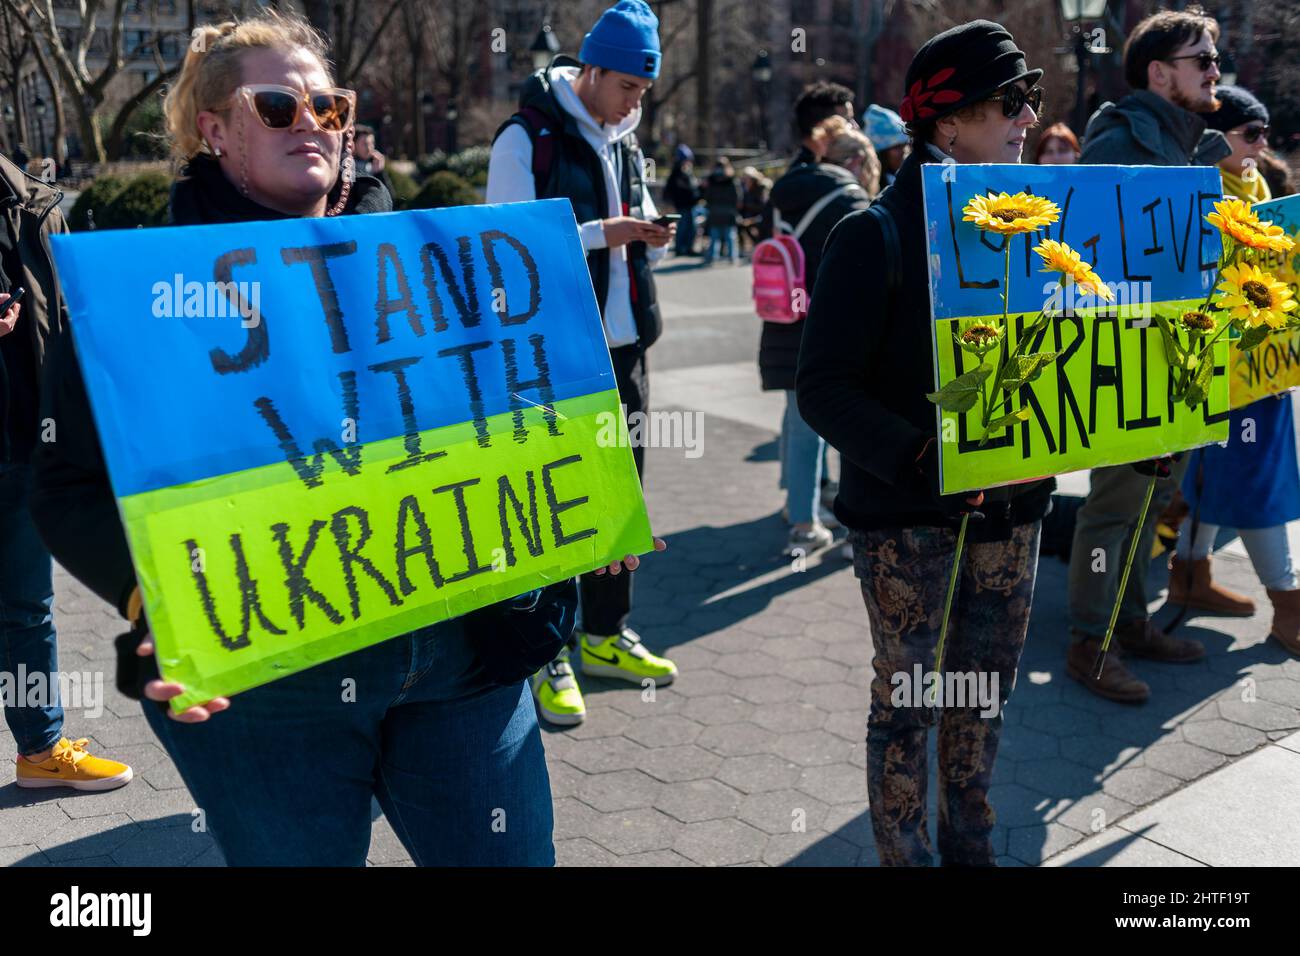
[
  {"left": 954, "top": 321, "right": 1004, "bottom": 356},
  {"left": 1206, "top": 199, "right": 1297, "bottom": 254},
  {"left": 1180, "top": 310, "right": 1215, "bottom": 333},
  {"left": 1216, "top": 262, "right": 1298, "bottom": 329},
  {"left": 1033, "top": 239, "right": 1115, "bottom": 301},
  {"left": 963, "top": 192, "right": 1060, "bottom": 235}
]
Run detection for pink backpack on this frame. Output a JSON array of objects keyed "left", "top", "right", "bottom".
[{"left": 751, "top": 183, "right": 863, "bottom": 324}]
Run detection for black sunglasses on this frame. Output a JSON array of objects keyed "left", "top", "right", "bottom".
[
  {"left": 988, "top": 85, "right": 1044, "bottom": 118},
  {"left": 1166, "top": 51, "right": 1220, "bottom": 72},
  {"left": 1233, "top": 124, "right": 1270, "bottom": 144}
]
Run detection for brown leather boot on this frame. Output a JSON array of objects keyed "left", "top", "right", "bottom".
[
  {"left": 1066, "top": 636, "right": 1150, "bottom": 704},
  {"left": 1168, "top": 556, "right": 1256, "bottom": 617},
  {"left": 1116, "top": 617, "right": 1206, "bottom": 663},
  {"left": 1266, "top": 588, "right": 1300, "bottom": 657}
]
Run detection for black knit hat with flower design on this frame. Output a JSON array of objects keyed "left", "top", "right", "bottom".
[{"left": 900, "top": 19, "right": 1042, "bottom": 127}]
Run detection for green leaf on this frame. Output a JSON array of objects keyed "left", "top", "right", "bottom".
[
  {"left": 1153, "top": 314, "right": 1184, "bottom": 366},
  {"left": 1237, "top": 323, "right": 1272, "bottom": 352},
  {"left": 985, "top": 407, "right": 1031, "bottom": 432},
  {"left": 925, "top": 364, "right": 992, "bottom": 414},
  {"left": 1183, "top": 354, "right": 1216, "bottom": 407},
  {"left": 998, "top": 351, "right": 1059, "bottom": 390}
]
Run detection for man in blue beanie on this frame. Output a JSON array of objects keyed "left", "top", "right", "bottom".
[{"left": 488, "top": 0, "right": 679, "bottom": 728}]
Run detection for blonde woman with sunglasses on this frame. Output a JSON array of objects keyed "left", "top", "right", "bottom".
[{"left": 31, "top": 11, "right": 576, "bottom": 866}]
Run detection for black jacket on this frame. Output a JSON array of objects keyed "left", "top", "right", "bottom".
[
  {"left": 758, "top": 161, "right": 868, "bottom": 392},
  {"left": 702, "top": 170, "right": 741, "bottom": 228},
  {"left": 496, "top": 56, "right": 662, "bottom": 350},
  {"left": 30, "top": 155, "right": 576, "bottom": 685},
  {"left": 795, "top": 150, "right": 1054, "bottom": 539},
  {"left": 664, "top": 163, "right": 698, "bottom": 212}
]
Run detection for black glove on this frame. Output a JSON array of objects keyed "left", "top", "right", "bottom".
[
  {"left": 462, "top": 580, "right": 579, "bottom": 687},
  {"left": 1130, "top": 453, "right": 1184, "bottom": 479},
  {"left": 113, "top": 617, "right": 160, "bottom": 701},
  {"left": 916, "top": 438, "right": 985, "bottom": 522}
]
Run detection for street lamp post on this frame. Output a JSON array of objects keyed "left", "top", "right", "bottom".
[
  {"left": 530, "top": 22, "right": 561, "bottom": 73},
  {"left": 750, "top": 50, "right": 771, "bottom": 151},
  {"left": 1059, "top": 0, "right": 1111, "bottom": 135}
]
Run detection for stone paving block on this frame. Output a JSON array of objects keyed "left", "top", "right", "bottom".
[
  {"left": 988, "top": 783, "right": 1054, "bottom": 827},
  {"left": 555, "top": 837, "right": 619, "bottom": 866},
  {"left": 1006, "top": 821, "right": 1086, "bottom": 865},
  {"left": 126, "top": 789, "right": 201, "bottom": 829},
  {"left": 616, "top": 849, "right": 695, "bottom": 866},
  {"left": 639, "top": 745, "right": 723, "bottom": 783},
  {"left": 563, "top": 707, "right": 632, "bottom": 741},
  {"left": 731, "top": 674, "right": 803, "bottom": 705},
  {"left": 623, "top": 713, "right": 703, "bottom": 748},
  {"left": 1101, "top": 766, "right": 1182, "bottom": 805},
  {"left": 559, "top": 735, "right": 651, "bottom": 775},
  {"left": 653, "top": 778, "right": 744, "bottom": 824},
  {"left": 765, "top": 830, "right": 859, "bottom": 866},
  {"left": 1217, "top": 698, "right": 1300, "bottom": 732},
  {"left": 673, "top": 818, "right": 768, "bottom": 866},
  {"left": 1254, "top": 679, "right": 1300, "bottom": 709},
  {"left": 779, "top": 658, "right": 850, "bottom": 685},
  {"left": 111, "top": 826, "right": 216, "bottom": 866},
  {"left": 822, "top": 710, "right": 867, "bottom": 743},
  {"left": 768, "top": 729, "right": 854, "bottom": 767},
  {"left": 798, "top": 680, "right": 865, "bottom": 712},
  {"left": 1022, "top": 703, "right": 1102, "bottom": 737},
  {"left": 695, "top": 720, "right": 778, "bottom": 757},
  {"left": 717, "top": 753, "right": 802, "bottom": 794},
  {"left": 820, "top": 804, "right": 873, "bottom": 848},
  {"left": 577, "top": 770, "right": 664, "bottom": 812},
  {"left": 38, "top": 813, "right": 141, "bottom": 862},
  {"left": 589, "top": 808, "right": 682, "bottom": 856},
  {"left": 796, "top": 763, "right": 865, "bottom": 806},
  {"left": 713, "top": 649, "right": 782, "bottom": 679},
  {"left": 668, "top": 669, "right": 737, "bottom": 699},
  {"left": 1014, "top": 758, "right": 1100, "bottom": 797},
  {"left": 1183, "top": 718, "right": 1268, "bottom": 756},
  {"left": 751, "top": 701, "right": 827, "bottom": 733},
  {"left": 996, "top": 727, "right": 1061, "bottom": 763},
  {"left": 1140, "top": 741, "right": 1228, "bottom": 781},
  {"left": 546, "top": 759, "right": 586, "bottom": 801},
  {"left": 550, "top": 797, "right": 603, "bottom": 843},
  {"left": 762, "top": 636, "right": 830, "bottom": 661},
  {"left": 738, "top": 789, "right": 828, "bottom": 835},
  {"left": 0, "top": 801, "right": 74, "bottom": 847},
  {"left": 681, "top": 694, "right": 755, "bottom": 725}
]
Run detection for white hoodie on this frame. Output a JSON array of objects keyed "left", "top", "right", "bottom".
[{"left": 486, "top": 65, "right": 663, "bottom": 349}]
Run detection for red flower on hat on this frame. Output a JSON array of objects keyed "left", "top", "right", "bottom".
[{"left": 899, "top": 67, "right": 964, "bottom": 122}]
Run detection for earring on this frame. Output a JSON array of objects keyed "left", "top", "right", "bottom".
[
  {"left": 948, "top": 134, "right": 956, "bottom": 150},
  {"left": 212, "top": 146, "right": 222, "bottom": 158},
  {"left": 327, "top": 128, "right": 355, "bottom": 217}
]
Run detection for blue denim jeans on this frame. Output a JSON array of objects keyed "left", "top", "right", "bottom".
[
  {"left": 0, "top": 462, "right": 63, "bottom": 756},
  {"left": 142, "top": 618, "right": 554, "bottom": 866},
  {"left": 704, "top": 225, "right": 737, "bottom": 263},
  {"left": 674, "top": 207, "right": 697, "bottom": 255},
  {"left": 780, "top": 391, "right": 825, "bottom": 525}
]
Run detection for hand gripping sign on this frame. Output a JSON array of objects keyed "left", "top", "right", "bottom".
[
  {"left": 50, "top": 199, "right": 654, "bottom": 711},
  {"left": 921, "top": 163, "right": 1230, "bottom": 495}
]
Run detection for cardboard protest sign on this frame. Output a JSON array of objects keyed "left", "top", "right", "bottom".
[
  {"left": 922, "top": 163, "right": 1230, "bottom": 495},
  {"left": 50, "top": 199, "right": 653, "bottom": 711},
  {"left": 1229, "top": 193, "right": 1300, "bottom": 408}
]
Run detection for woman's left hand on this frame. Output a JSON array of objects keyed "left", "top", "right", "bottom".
[{"left": 592, "top": 536, "right": 667, "bottom": 575}]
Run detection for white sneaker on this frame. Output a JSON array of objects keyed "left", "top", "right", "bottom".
[{"left": 785, "top": 523, "right": 834, "bottom": 556}]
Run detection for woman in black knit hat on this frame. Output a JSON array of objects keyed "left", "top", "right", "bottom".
[{"left": 797, "top": 19, "right": 1048, "bottom": 866}]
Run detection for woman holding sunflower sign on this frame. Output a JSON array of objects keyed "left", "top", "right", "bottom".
[
  {"left": 1171, "top": 87, "right": 1300, "bottom": 657},
  {"left": 797, "top": 20, "right": 1053, "bottom": 867}
]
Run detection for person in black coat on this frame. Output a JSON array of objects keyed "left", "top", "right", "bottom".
[
  {"left": 27, "top": 12, "right": 612, "bottom": 867},
  {"left": 664, "top": 144, "right": 699, "bottom": 255},
  {"left": 701, "top": 156, "right": 742, "bottom": 264},
  {"left": 796, "top": 20, "right": 1050, "bottom": 867},
  {"left": 761, "top": 116, "right": 870, "bottom": 555}
]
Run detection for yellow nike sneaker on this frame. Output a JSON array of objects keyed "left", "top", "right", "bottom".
[
  {"left": 579, "top": 628, "right": 677, "bottom": 686},
  {"left": 16, "top": 738, "right": 134, "bottom": 792},
  {"left": 531, "top": 647, "right": 586, "bottom": 726}
]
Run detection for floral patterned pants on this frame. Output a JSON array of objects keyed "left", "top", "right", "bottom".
[{"left": 847, "top": 522, "right": 1040, "bottom": 866}]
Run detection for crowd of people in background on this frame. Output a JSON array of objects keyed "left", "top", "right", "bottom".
[{"left": 1, "top": 0, "right": 1298, "bottom": 869}]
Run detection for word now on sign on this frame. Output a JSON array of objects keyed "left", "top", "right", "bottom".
[{"left": 51, "top": 199, "right": 653, "bottom": 711}]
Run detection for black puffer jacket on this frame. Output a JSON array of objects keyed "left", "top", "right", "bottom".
[
  {"left": 758, "top": 160, "right": 868, "bottom": 392},
  {"left": 30, "top": 154, "right": 575, "bottom": 686},
  {"left": 796, "top": 149, "right": 1054, "bottom": 541}
]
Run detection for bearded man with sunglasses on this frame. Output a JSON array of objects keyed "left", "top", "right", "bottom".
[{"left": 1066, "top": 7, "right": 1232, "bottom": 704}]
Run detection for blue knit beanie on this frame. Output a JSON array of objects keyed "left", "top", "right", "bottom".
[{"left": 580, "top": 0, "right": 661, "bottom": 79}]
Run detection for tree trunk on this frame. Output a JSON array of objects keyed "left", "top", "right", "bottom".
[
  {"left": 30, "top": 38, "right": 66, "bottom": 165},
  {"left": 695, "top": 0, "right": 711, "bottom": 149}
]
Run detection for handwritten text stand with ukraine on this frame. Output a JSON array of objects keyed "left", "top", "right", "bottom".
[{"left": 50, "top": 199, "right": 654, "bottom": 712}]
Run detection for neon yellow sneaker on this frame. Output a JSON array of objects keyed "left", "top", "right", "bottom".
[
  {"left": 16, "top": 738, "right": 133, "bottom": 792},
  {"left": 579, "top": 628, "right": 678, "bottom": 686},
  {"left": 531, "top": 647, "right": 586, "bottom": 726}
]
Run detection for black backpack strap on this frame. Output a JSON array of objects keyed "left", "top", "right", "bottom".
[
  {"left": 865, "top": 201, "right": 901, "bottom": 298},
  {"left": 492, "top": 106, "right": 559, "bottom": 197}
]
